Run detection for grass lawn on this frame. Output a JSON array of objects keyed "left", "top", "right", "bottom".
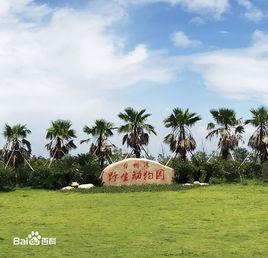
[{"left": 1, "top": 183, "right": 268, "bottom": 257}]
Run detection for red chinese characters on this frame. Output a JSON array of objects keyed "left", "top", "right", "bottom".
[
  {"left": 133, "top": 162, "right": 140, "bottom": 169},
  {"left": 108, "top": 168, "right": 166, "bottom": 183},
  {"left": 108, "top": 171, "right": 118, "bottom": 182},
  {"left": 143, "top": 161, "right": 149, "bottom": 169},
  {"left": 143, "top": 170, "right": 154, "bottom": 180},
  {"left": 132, "top": 171, "right": 142, "bottom": 180},
  {"left": 121, "top": 172, "right": 129, "bottom": 182},
  {"left": 156, "top": 169, "right": 165, "bottom": 180},
  {"left": 123, "top": 162, "right": 128, "bottom": 170}
]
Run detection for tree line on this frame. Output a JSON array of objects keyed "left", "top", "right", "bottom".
[{"left": 1, "top": 106, "right": 268, "bottom": 170}]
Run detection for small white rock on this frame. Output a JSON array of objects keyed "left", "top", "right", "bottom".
[
  {"left": 183, "top": 183, "right": 193, "bottom": 186},
  {"left": 61, "top": 186, "right": 74, "bottom": 190},
  {"left": 78, "top": 184, "right": 94, "bottom": 189},
  {"left": 200, "top": 183, "right": 209, "bottom": 186},
  {"left": 71, "top": 182, "right": 79, "bottom": 187},
  {"left": 193, "top": 181, "right": 201, "bottom": 185}
]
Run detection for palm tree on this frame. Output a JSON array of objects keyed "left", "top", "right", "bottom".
[
  {"left": 246, "top": 107, "right": 268, "bottom": 163},
  {"left": 164, "top": 108, "right": 201, "bottom": 161},
  {"left": 45, "top": 120, "right": 77, "bottom": 165},
  {"left": 206, "top": 108, "right": 244, "bottom": 160},
  {"left": 1, "top": 124, "right": 32, "bottom": 169},
  {"left": 81, "top": 119, "right": 114, "bottom": 169},
  {"left": 118, "top": 107, "right": 156, "bottom": 158}
]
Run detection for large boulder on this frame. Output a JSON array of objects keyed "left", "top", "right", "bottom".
[{"left": 101, "top": 158, "right": 174, "bottom": 186}]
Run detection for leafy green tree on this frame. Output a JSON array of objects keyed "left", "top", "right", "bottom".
[
  {"left": 206, "top": 108, "right": 244, "bottom": 160},
  {"left": 118, "top": 107, "right": 156, "bottom": 158},
  {"left": 45, "top": 120, "right": 77, "bottom": 165},
  {"left": 246, "top": 107, "right": 268, "bottom": 163},
  {"left": 233, "top": 147, "right": 250, "bottom": 163},
  {"left": 164, "top": 108, "right": 201, "bottom": 161},
  {"left": 110, "top": 147, "right": 130, "bottom": 162},
  {"left": 1, "top": 124, "right": 32, "bottom": 168},
  {"left": 81, "top": 119, "right": 114, "bottom": 169},
  {"left": 191, "top": 151, "right": 208, "bottom": 166}
]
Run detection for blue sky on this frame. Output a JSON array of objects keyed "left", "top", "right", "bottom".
[{"left": 0, "top": 0, "right": 268, "bottom": 156}]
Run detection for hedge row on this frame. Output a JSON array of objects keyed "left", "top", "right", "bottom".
[
  {"left": 0, "top": 154, "right": 102, "bottom": 190},
  {"left": 172, "top": 159, "right": 262, "bottom": 184},
  {"left": 0, "top": 154, "right": 265, "bottom": 191}
]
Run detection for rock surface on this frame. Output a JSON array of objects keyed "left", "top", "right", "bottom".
[
  {"left": 101, "top": 158, "right": 174, "bottom": 186},
  {"left": 183, "top": 183, "right": 193, "bottom": 186},
  {"left": 71, "top": 182, "right": 79, "bottom": 187},
  {"left": 78, "top": 184, "right": 94, "bottom": 189},
  {"left": 61, "top": 186, "right": 74, "bottom": 190},
  {"left": 183, "top": 182, "right": 209, "bottom": 186},
  {"left": 200, "top": 182, "right": 209, "bottom": 186}
]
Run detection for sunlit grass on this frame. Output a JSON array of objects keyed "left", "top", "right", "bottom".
[{"left": 1, "top": 183, "right": 268, "bottom": 257}]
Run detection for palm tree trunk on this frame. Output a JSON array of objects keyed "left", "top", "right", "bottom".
[
  {"left": 181, "top": 128, "right": 187, "bottom": 161},
  {"left": 259, "top": 124, "right": 267, "bottom": 163},
  {"left": 100, "top": 156, "right": 105, "bottom": 169},
  {"left": 181, "top": 152, "right": 187, "bottom": 161},
  {"left": 133, "top": 124, "right": 141, "bottom": 158},
  {"left": 179, "top": 148, "right": 187, "bottom": 161},
  {"left": 221, "top": 149, "right": 229, "bottom": 160},
  {"left": 134, "top": 147, "right": 141, "bottom": 158},
  {"left": 98, "top": 132, "right": 105, "bottom": 169}
]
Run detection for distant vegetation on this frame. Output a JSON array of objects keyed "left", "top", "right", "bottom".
[{"left": 0, "top": 106, "right": 268, "bottom": 190}]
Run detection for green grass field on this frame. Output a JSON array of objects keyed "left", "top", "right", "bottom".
[{"left": 1, "top": 183, "right": 268, "bottom": 257}]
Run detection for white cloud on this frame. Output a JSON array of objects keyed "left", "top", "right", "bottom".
[
  {"left": 189, "top": 16, "right": 205, "bottom": 26},
  {"left": 0, "top": 0, "right": 51, "bottom": 23},
  {"left": 0, "top": 0, "right": 179, "bottom": 156},
  {"left": 174, "top": 0, "right": 229, "bottom": 19},
  {"left": 237, "top": 0, "right": 265, "bottom": 21},
  {"left": 119, "top": 0, "right": 230, "bottom": 19},
  {"left": 171, "top": 31, "right": 202, "bottom": 48},
  {"left": 0, "top": 0, "right": 31, "bottom": 16},
  {"left": 188, "top": 30, "right": 268, "bottom": 101},
  {"left": 218, "top": 30, "right": 229, "bottom": 35}
]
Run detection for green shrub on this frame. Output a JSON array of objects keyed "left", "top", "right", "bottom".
[
  {"left": 202, "top": 160, "right": 241, "bottom": 183},
  {"left": 0, "top": 163, "right": 16, "bottom": 190},
  {"left": 25, "top": 156, "right": 80, "bottom": 189},
  {"left": 27, "top": 155, "right": 102, "bottom": 189},
  {"left": 74, "top": 154, "right": 102, "bottom": 186},
  {"left": 201, "top": 161, "right": 221, "bottom": 183},
  {"left": 171, "top": 157, "right": 242, "bottom": 184},
  {"left": 240, "top": 162, "right": 262, "bottom": 179},
  {"left": 171, "top": 159, "right": 196, "bottom": 183},
  {"left": 27, "top": 157, "right": 51, "bottom": 188},
  {"left": 191, "top": 151, "right": 207, "bottom": 181},
  {"left": 0, "top": 163, "right": 32, "bottom": 187},
  {"left": 209, "top": 177, "right": 225, "bottom": 184},
  {"left": 220, "top": 160, "right": 241, "bottom": 182},
  {"left": 233, "top": 148, "right": 250, "bottom": 163},
  {"left": 191, "top": 151, "right": 207, "bottom": 166},
  {"left": 44, "top": 157, "right": 81, "bottom": 189},
  {"left": 16, "top": 165, "right": 31, "bottom": 187},
  {"left": 262, "top": 161, "right": 268, "bottom": 182}
]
